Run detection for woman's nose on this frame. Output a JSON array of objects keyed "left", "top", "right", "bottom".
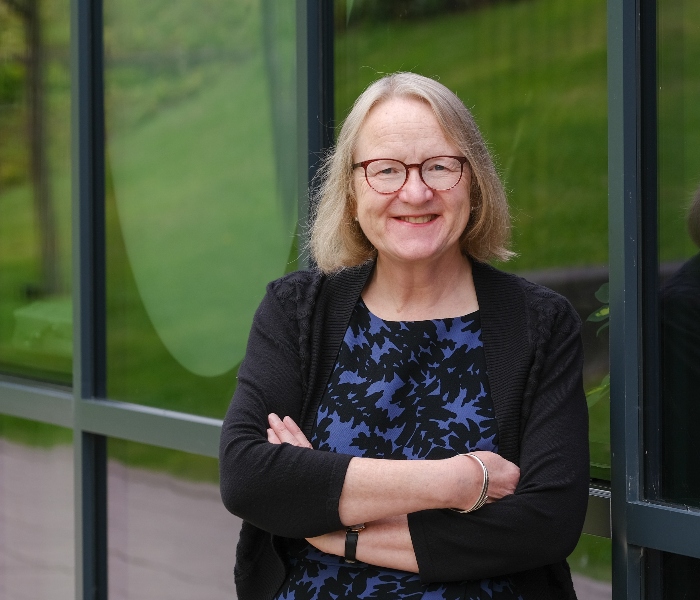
[{"left": 399, "top": 166, "right": 433, "bottom": 202}]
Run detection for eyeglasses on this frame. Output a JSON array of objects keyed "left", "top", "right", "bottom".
[{"left": 352, "top": 156, "right": 468, "bottom": 194}]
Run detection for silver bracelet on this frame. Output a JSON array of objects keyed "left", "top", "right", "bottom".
[{"left": 450, "top": 453, "right": 489, "bottom": 513}]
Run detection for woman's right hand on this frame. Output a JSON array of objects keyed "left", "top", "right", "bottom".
[{"left": 449, "top": 451, "right": 520, "bottom": 511}]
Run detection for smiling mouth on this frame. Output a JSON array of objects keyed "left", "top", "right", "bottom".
[{"left": 397, "top": 215, "right": 437, "bottom": 224}]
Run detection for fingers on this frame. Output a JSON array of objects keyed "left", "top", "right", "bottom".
[
  {"left": 282, "top": 415, "right": 313, "bottom": 448},
  {"left": 267, "top": 413, "right": 313, "bottom": 449},
  {"left": 470, "top": 451, "right": 520, "bottom": 501},
  {"left": 268, "top": 413, "right": 295, "bottom": 444}
]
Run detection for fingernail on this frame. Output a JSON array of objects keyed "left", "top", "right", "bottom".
[{"left": 269, "top": 413, "right": 280, "bottom": 423}]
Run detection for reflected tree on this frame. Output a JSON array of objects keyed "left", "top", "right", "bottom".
[{"left": 2, "top": 0, "right": 62, "bottom": 295}]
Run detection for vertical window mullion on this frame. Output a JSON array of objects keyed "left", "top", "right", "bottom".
[
  {"left": 71, "top": 0, "right": 107, "bottom": 597},
  {"left": 296, "top": 0, "right": 334, "bottom": 269},
  {"left": 640, "top": 0, "right": 660, "bottom": 506},
  {"left": 608, "top": 0, "right": 644, "bottom": 597},
  {"left": 305, "top": 0, "right": 334, "bottom": 188}
]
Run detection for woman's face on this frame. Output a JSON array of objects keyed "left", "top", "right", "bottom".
[{"left": 352, "top": 97, "right": 471, "bottom": 268}]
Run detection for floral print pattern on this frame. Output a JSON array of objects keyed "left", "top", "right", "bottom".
[{"left": 275, "top": 301, "right": 523, "bottom": 600}]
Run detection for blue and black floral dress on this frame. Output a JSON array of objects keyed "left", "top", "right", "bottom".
[{"left": 275, "top": 300, "right": 523, "bottom": 600}]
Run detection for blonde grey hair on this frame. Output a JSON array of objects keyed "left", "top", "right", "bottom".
[
  {"left": 309, "top": 72, "right": 513, "bottom": 273},
  {"left": 689, "top": 185, "right": 700, "bottom": 249}
]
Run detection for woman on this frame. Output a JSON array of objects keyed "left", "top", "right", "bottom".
[{"left": 220, "top": 72, "right": 589, "bottom": 600}]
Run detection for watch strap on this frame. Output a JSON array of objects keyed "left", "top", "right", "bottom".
[{"left": 344, "top": 523, "right": 365, "bottom": 563}]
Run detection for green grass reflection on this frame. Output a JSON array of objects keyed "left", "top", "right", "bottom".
[
  {"left": 0, "top": 414, "right": 72, "bottom": 447},
  {"left": 103, "top": 0, "right": 297, "bottom": 416},
  {"left": 568, "top": 534, "right": 612, "bottom": 583},
  {"left": 109, "top": 438, "right": 219, "bottom": 484}
]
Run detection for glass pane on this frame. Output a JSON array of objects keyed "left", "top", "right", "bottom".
[
  {"left": 108, "top": 439, "right": 240, "bottom": 599},
  {"left": 658, "top": 0, "right": 700, "bottom": 507},
  {"left": 569, "top": 534, "right": 611, "bottom": 599},
  {"left": 0, "top": 415, "right": 74, "bottom": 599},
  {"left": 104, "top": 0, "right": 298, "bottom": 417},
  {"left": 0, "top": 0, "right": 72, "bottom": 384},
  {"left": 658, "top": 551, "right": 700, "bottom": 599},
  {"left": 336, "top": 0, "right": 609, "bottom": 479}
]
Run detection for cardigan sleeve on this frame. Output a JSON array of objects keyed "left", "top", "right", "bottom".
[
  {"left": 219, "top": 282, "right": 353, "bottom": 539},
  {"left": 407, "top": 298, "right": 590, "bottom": 582}
]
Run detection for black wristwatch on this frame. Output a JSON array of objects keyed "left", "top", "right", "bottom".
[{"left": 344, "top": 523, "right": 366, "bottom": 563}]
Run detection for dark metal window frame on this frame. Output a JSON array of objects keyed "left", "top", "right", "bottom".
[
  {"left": 608, "top": 0, "right": 700, "bottom": 598},
  {"left": 6, "top": 0, "right": 699, "bottom": 598}
]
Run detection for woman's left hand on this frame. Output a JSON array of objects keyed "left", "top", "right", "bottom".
[{"left": 267, "top": 413, "right": 313, "bottom": 448}]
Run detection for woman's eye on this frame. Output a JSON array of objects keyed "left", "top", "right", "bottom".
[
  {"left": 429, "top": 161, "right": 453, "bottom": 171},
  {"left": 426, "top": 161, "right": 456, "bottom": 173},
  {"left": 371, "top": 165, "right": 399, "bottom": 177}
]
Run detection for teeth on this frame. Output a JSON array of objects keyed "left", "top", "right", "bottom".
[{"left": 400, "top": 215, "right": 435, "bottom": 224}]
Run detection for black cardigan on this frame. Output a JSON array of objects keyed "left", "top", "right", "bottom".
[{"left": 219, "top": 260, "right": 589, "bottom": 600}]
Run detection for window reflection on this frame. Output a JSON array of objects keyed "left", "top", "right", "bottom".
[
  {"left": 335, "top": 0, "right": 609, "bottom": 480},
  {"left": 661, "top": 189, "right": 700, "bottom": 507},
  {"left": 108, "top": 440, "right": 240, "bottom": 600},
  {"left": 568, "top": 534, "right": 611, "bottom": 599},
  {"left": 657, "top": 0, "right": 700, "bottom": 510},
  {"left": 0, "top": 0, "right": 72, "bottom": 383},
  {"left": 335, "top": 0, "right": 611, "bottom": 590},
  {"left": 0, "top": 415, "right": 74, "bottom": 599},
  {"left": 104, "top": 0, "right": 298, "bottom": 416}
]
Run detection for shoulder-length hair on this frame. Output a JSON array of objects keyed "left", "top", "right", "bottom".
[{"left": 309, "top": 72, "right": 514, "bottom": 273}]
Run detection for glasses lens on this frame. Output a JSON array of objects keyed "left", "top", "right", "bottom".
[
  {"left": 365, "top": 159, "right": 406, "bottom": 193},
  {"left": 421, "top": 157, "right": 463, "bottom": 190}
]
